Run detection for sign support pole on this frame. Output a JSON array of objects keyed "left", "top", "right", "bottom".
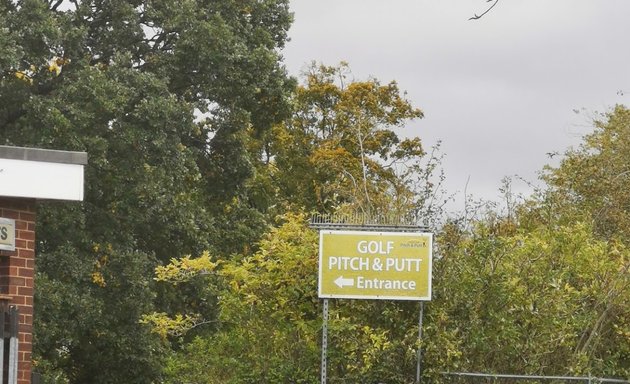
[
  {"left": 321, "top": 299, "right": 329, "bottom": 384},
  {"left": 8, "top": 306, "right": 17, "bottom": 384},
  {"left": 416, "top": 301, "right": 424, "bottom": 384},
  {"left": 0, "top": 304, "right": 5, "bottom": 384}
]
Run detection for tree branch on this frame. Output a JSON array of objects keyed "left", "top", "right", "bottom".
[
  {"left": 356, "top": 120, "right": 373, "bottom": 214},
  {"left": 50, "top": 0, "right": 64, "bottom": 11},
  {"left": 470, "top": 0, "right": 500, "bottom": 20}
]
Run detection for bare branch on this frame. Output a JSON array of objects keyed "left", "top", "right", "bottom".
[
  {"left": 356, "top": 120, "right": 372, "bottom": 214},
  {"left": 50, "top": 0, "right": 64, "bottom": 11},
  {"left": 469, "top": 0, "right": 499, "bottom": 20}
]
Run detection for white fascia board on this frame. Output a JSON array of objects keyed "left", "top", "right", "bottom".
[{"left": 0, "top": 158, "right": 85, "bottom": 201}]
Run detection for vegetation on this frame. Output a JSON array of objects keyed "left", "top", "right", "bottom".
[{"left": 0, "top": 0, "right": 629, "bottom": 383}]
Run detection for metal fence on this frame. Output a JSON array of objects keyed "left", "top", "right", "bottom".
[
  {"left": 310, "top": 212, "right": 428, "bottom": 232},
  {"left": 442, "top": 372, "right": 630, "bottom": 384}
]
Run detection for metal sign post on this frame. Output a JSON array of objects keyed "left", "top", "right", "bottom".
[
  {"left": 416, "top": 301, "right": 424, "bottom": 383},
  {"left": 8, "top": 306, "right": 17, "bottom": 384},
  {"left": 0, "top": 305, "right": 5, "bottom": 384},
  {"left": 321, "top": 299, "right": 329, "bottom": 384}
]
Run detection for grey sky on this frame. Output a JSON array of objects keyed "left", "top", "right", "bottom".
[{"left": 282, "top": 0, "right": 630, "bottom": 213}]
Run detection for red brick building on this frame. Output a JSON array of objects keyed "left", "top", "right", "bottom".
[{"left": 0, "top": 146, "right": 86, "bottom": 384}]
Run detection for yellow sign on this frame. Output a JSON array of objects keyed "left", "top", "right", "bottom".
[
  {"left": 318, "top": 230, "right": 432, "bottom": 301},
  {"left": 0, "top": 218, "right": 16, "bottom": 251}
]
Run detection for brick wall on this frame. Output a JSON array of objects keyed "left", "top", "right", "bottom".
[{"left": 0, "top": 197, "right": 36, "bottom": 384}]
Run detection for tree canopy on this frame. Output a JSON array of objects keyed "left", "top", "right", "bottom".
[{"left": 1, "top": 0, "right": 293, "bottom": 381}]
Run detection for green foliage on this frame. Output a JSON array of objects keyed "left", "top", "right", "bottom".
[
  {"left": 0, "top": 0, "right": 293, "bottom": 381},
  {"left": 160, "top": 214, "right": 428, "bottom": 383},
  {"left": 162, "top": 214, "right": 321, "bottom": 383},
  {"left": 34, "top": 243, "right": 165, "bottom": 384},
  {"left": 545, "top": 105, "right": 630, "bottom": 241},
  {"left": 429, "top": 219, "right": 630, "bottom": 379},
  {"left": 150, "top": 68, "right": 629, "bottom": 384}
]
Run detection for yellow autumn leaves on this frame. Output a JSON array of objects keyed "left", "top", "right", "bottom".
[
  {"left": 13, "top": 56, "right": 68, "bottom": 84},
  {"left": 141, "top": 251, "right": 220, "bottom": 339},
  {"left": 153, "top": 251, "right": 220, "bottom": 284}
]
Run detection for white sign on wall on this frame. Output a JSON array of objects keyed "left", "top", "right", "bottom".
[{"left": 0, "top": 218, "right": 16, "bottom": 251}]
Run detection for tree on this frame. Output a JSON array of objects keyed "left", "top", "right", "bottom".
[
  {"left": 426, "top": 112, "right": 630, "bottom": 379},
  {"left": 544, "top": 105, "right": 630, "bottom": 242},
  {"left": 159, "top": 214, "right": 320, "bottom": 383},
  {"left": 34, "top": 245, "right": 164, "bottom": 383},
  {"left": 254, "top": 63, "right": 446, "bottom": 222},
  {"left": 148, "top": 65, "right": 450, "bottom": 383},
  {"left": 429, "top": 218, "right": 630, "bottom": 379},
  {"left": 149, "top": 184, "right": 630, "bottom": 383},
  {"left": 140, "top": 74, "right": 630, "bottom": 382},
  {"left": 0, "top": 0, "right": 294, "bottom": 381},
  {"left": 154, "top": 214, "right": 426, "bottom": 384}
]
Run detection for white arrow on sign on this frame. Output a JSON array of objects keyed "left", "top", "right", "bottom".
[{"left": 334, "top": 276, "right": 354, "bottom": 288}]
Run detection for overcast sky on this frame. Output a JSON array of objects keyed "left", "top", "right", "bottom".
[{"left": 281, "top": 0, "right": 630, "bottom": 213}]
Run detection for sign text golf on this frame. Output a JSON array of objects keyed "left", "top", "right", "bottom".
[{"left": 318, "top": 230, "right": 432, "bottom": 301}]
